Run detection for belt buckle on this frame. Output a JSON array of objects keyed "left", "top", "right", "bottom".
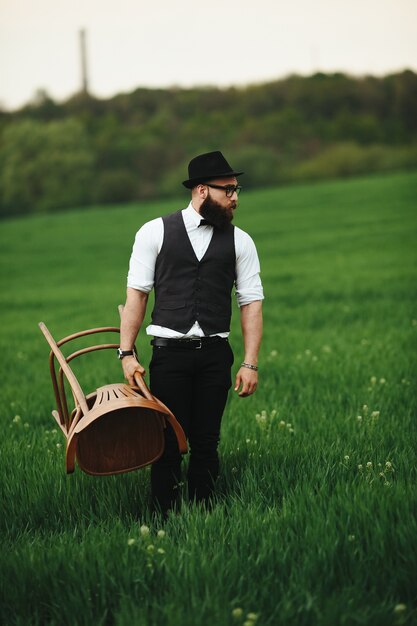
[{"left": 194, "top": 338, "right": 202, "bottom": 349}]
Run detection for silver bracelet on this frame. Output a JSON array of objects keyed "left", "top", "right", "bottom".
[{"left": 241, "top": 362, "right": 258, "bottom": 371}]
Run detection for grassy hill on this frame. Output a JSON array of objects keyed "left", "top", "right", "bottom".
[{"left": 1, "top": 171, "right": 416, "bottom": 625}]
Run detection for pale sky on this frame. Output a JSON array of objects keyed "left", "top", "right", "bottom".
[{"left": 1, "top": 0, "right": 416, "bottom": 110}]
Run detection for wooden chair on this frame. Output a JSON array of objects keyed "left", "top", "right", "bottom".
[{"left": 38, "top": 318, "right": 187, "bottom": 476}]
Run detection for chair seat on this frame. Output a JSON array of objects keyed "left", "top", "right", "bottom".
[
  {"left": 67, "top": 384, "right": 168, "bottom": 475},
  {"left": 75, "top": 404, "right": 165, "bottom": 475}
]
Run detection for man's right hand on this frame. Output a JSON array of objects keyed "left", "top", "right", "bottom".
[{"left": 121, "top": 355, "right": 146, "bottom": 386}]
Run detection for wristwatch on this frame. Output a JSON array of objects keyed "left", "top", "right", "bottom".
[{"left": 116, "top": 348, "right": 137, "bottom": 360}]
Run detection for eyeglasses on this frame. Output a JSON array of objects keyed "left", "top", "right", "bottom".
[{"left": 205, "top": 183, "right": 242, "bottom": 198}]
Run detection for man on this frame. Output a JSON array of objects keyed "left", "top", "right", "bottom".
[{"left": 119, "top": 151, "right": 263, "bottom": 516}]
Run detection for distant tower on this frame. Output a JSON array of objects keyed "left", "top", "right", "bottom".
[{"left": 79, "top": 29, "right": 89, "bottom": 95}]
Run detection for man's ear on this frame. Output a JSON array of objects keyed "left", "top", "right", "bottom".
[{"left": 196, "top": 184, "right": 207, "bottom": 199}]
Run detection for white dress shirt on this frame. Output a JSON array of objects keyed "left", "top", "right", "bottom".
[{"left": 127, "top": 202, "right": 264, "bottom": 338}]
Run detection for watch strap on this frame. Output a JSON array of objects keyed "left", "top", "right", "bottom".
[{"left": 117, "top": 348, "right": 137, "bottom": 359}]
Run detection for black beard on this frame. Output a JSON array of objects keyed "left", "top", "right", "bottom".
[{"left": 199, "top": 194, "right": 235, "bottom": 230}]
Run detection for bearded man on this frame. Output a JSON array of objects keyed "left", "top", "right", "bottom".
[{"left": 119, "top": 151, "right": 263, "bottom": 516}]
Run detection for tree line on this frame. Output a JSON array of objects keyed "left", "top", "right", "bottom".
[{"left": 0, "top": 70, "right": 416, "bottom": 216}]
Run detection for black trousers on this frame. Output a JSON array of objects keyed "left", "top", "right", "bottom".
[{"left": 149, "top": 338, "right": 234, "bottom": 514}]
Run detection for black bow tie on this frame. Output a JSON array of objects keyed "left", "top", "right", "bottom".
[{"left": 198, "top": 219, "right": 213, "bottom": 227}]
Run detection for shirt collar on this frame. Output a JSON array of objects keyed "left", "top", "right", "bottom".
[{"left": 186, "top": 201, "right": 206, "bottom": 227}]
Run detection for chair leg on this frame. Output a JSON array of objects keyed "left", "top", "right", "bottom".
[{"left": 52, "top": 410, "right": 67, "bottom": 435}]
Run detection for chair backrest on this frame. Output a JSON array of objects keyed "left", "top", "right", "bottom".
[{"left": 39, "top": 322, "right": 122, "bottom": 432}]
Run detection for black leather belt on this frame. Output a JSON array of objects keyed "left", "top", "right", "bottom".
[{"left": 151, "top": 336, "right": 227, "bottom": 350}]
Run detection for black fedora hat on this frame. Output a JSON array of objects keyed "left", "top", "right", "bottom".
[{"left": 182, "top": 151, "right": 244, "bottom": 189}]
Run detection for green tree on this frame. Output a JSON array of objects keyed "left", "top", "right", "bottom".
[{"left": 0, "top": 118, "right": 94, "bottom": 215}]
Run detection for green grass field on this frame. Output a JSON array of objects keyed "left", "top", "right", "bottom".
[{"left": 1, "top": 171, "right": 416, "bottom": 626}]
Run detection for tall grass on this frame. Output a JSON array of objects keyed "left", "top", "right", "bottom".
[{"left": 1, "top": 171, "right": 416, "bottom": 625}]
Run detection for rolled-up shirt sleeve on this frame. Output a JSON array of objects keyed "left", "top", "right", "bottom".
[
  {"left": 127, "top": 218, "right": 163, "bottom": 293},
  {"left": 234, "top": 228, "right": 264, "bottom": 307}
]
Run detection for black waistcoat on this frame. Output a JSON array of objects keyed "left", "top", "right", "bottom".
[{"left": 151, "top": 210, "right": 236, "bottom": 335}]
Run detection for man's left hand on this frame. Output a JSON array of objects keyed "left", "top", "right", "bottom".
[{"left": 234, "top": 366, "right": 258, "bottom": 397}]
